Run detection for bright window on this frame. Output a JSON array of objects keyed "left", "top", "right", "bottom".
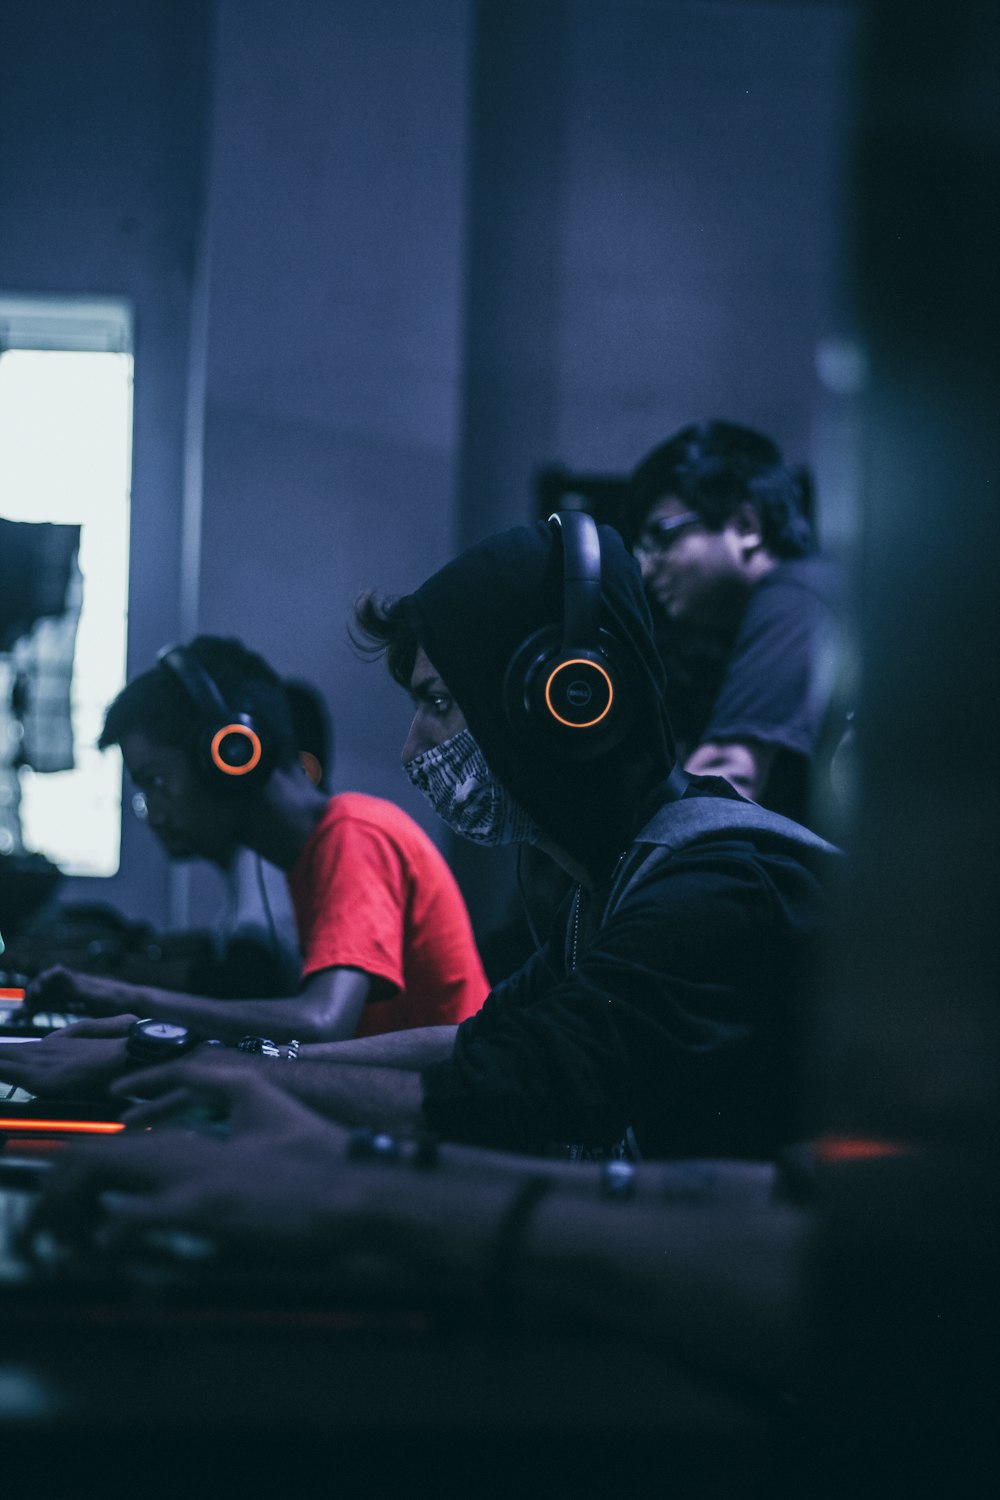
[{"left": 0, "top": 297, "right": 133, "bottom": 877}]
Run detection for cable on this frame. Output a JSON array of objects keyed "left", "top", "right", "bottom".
[
  {"left": 254, "top": 852, "right": 281, "bottom": 957},
  {"left": 515, "top": 845, "right": 546, "bottom": 955},
  {"left": 515, "top": 844, "right": 563, "bottom": 980}
]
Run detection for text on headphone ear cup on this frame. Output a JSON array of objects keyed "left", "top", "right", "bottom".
[{"left": 542, "top": 654, "right": 615, "bottom": 729}]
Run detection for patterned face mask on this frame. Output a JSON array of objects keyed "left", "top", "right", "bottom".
[{"left": 404, "top": 728, "right": 539, "bottom": 847}]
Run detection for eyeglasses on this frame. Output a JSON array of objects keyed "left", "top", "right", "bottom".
[{"left": 632, "top": 512, "right": 702, "bottom": 562}]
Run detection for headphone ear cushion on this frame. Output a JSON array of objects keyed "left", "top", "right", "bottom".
[
  {"left": 192, "top": 716, "right": 271, "bottom": 786},
  {"left": 161, "top": 645, "right": 273, "bottom": 788},
  {"left": 504, "top": 626, "right": 635, "bottom": 756},
  {"left": 211, "top": 718, "right": 266, "bottom": 779}
]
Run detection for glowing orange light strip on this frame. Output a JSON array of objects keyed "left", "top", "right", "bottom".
[
  {"left": 0, "top": 989, "right": 26, "bottom": 1002},
  {"left": 0, "top": 1119, "right": 124, "bottom": 1134},
  {"left": 814, "top": 1134, "right": 916, "bottom": 1163}
]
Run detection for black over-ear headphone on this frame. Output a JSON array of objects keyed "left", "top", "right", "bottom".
[
  {"left": 158, "top": 645, "right": 272, "bottom": 786},
  {"left": 503, "top": 512, "right": 635, "bottom": 758}
]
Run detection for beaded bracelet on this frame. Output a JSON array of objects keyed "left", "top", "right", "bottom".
[
  {"left": 237, "top": 1034, "right": 281, "bottom": 1058},
  {"left": 237, "top": 1035, "right": 300, "bottom": 1061}
]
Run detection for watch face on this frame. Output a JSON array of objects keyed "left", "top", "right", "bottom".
[
  {"left": 139, "top": 1021, "right": 188, "bottom": 1043},
  {"left": 138, "top": 1020, "right": 187, "bottom": 1044},
  {"left": 127, "top": 1019, "right": 194, "bottom": 1060}
]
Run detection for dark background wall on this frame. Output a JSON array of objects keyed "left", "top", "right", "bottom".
[
  {"left": 0, "top": 0, "right": 856, "bottom": 930},
  {"left": 185, "top": 0, "right": 475, "bottom": 922},
  {"left": 458, "top": 0, "right": 856, "bottom": 545}
]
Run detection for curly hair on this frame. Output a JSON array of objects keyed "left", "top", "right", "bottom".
[
  {"left": 627, "top": 420, "right": 815, "bottom": 559},
  {"left": 350, "top": 591, "right": 421, "bottom": 690}
]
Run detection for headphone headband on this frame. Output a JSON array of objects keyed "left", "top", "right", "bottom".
[
  {"left": 158, "top": 646, "right": 231, "bottom": 723},
  {"left": 502, "top": 512, "right": 634, "bottom": 757},
  {"left": 550, "top": 512, "right": 602, "bottom": 648}
]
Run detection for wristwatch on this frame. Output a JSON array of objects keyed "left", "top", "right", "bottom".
[{"left": 125, "top": 1018, "right": 201, "bottom": 1066}]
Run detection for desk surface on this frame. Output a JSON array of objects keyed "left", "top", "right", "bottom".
[
  {"left": 0, "top": 1311, "right": 773, "bottom": 1495},
  {"left": 0, "top": 1173, "right": 776, "bottom": 1492},
  {"left": 0, "top": 1001, "right": 777, "bottom": 1489}
]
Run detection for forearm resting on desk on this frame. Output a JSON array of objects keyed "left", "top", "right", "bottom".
[
  {"left": 311, "top": 1165, "right": 810, "bottom": 1386},
  {"left": 301, "top": 1025, "right": 458, "bottom": 1068},
  {"left": 30, "top": 1061, "right": 808, "bottom": 1389},
  {"left": 275, "top": 1059, "right": 427, "bottom": 1131},
  {"left": 25, "top": 966, "right": 374, "bottom": 1044}
]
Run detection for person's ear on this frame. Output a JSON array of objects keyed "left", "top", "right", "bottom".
[
  {"left": 300, "top": 751, "right": 323, "bottom": 786},
  {"left": 733, "top": 502, "right": 765, "bottom": 557}
]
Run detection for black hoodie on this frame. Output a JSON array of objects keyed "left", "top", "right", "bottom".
[
  {"left": 406, "top": 520, "right": 675, "bottom": 882},
  {"left": 410, "top": 522, "right": 831, "bottom": 1158}
]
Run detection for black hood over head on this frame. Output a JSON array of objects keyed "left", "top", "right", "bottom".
[{"left": 407, "top": 520, "right": 676, "bottom": 878}]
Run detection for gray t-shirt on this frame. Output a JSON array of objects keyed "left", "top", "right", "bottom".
[{"left": 703, "top": 556, "right": 844, "bottom": 821}]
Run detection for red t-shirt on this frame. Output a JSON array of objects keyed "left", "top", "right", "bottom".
[{"left": 286, "top": 792, "right": 488, "bottom": 1037}]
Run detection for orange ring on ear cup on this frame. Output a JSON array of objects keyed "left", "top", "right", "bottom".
[
  {"left": 544, "top": 659, "right": 615, "bottom": 729},
  {"left": 211, "top": 723, "right": 263, "bottom": 776}
]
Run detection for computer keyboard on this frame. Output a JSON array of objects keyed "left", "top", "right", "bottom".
[
  {"left": 1, "top": 1035, "right": 43, "bottom": 1103},
  {"left": 1, "top": 1010, "right": 73, "bottom": 1103}
]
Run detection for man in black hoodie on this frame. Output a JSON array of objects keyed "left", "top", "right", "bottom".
[
  {"left": 343, "top": 513, "right": 836, "bottom": 1159},
  {"left": 5, "top": 517, "right": 835, "bottom": 1160}
]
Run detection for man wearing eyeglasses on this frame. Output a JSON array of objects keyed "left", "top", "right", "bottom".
[{"left": 628, "top": 421, "right": 844, "bottom": 826}]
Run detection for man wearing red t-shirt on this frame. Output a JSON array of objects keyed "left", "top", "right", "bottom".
[
  {"left": 24, "top": 637, "right": 488, "bottom": 1043},
  {"left": 288, "top": 792, "right": 488, "bottom": 1037}
]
